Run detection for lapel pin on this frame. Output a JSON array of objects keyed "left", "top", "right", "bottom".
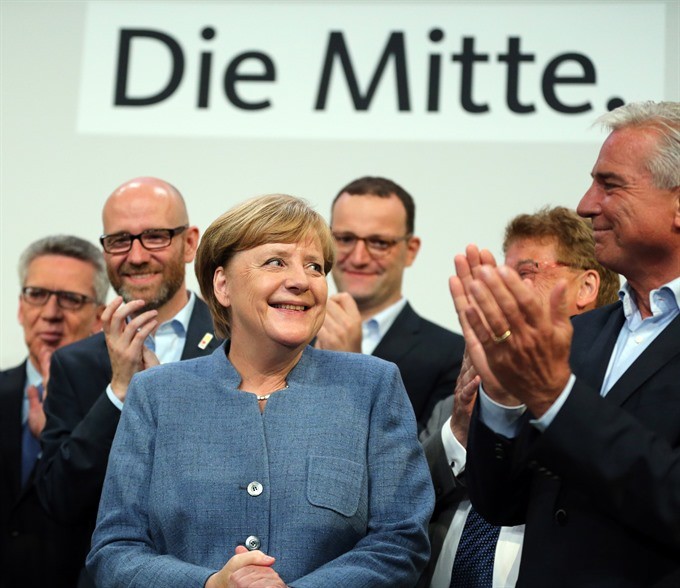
[{"left": 198, "top": 333, "right": 214, "bottom": 350}]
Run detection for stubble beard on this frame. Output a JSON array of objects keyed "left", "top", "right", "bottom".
[
  {"left": 333, "top": 268, "right": 381, "bottom": 312},
  {"left": 109, "top": 259, "right": 185, "bottom": 313}
]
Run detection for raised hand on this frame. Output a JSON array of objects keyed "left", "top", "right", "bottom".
[
  {"left": 314, "top": 292, "right": 362, "bottom": 352},
  {"left": 102, "top": 296, "right": 159, "bottom": 402},
  {"left": 27, "top": 347, "right": 53, "bottom": 438},
  {"left": 465, "top": 264, "right": 573, "bottom": 417},
  {"left": 449, "top": 245, "right": 504, "bottom": 396},
  {"left": 449, "top": 351, "right": 480, "bottom": 448}
]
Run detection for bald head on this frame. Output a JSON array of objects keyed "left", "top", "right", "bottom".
[
  {"left": 100, "top": 177, "right": 199, "bottom": 321},
  {"left": 102, "top": 177, "right": 188, "bottom": 231}
]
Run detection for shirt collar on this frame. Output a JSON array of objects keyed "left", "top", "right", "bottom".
[
  {"left": 364, "top": 297, "right": 407, "bottom": 339},
  {"left": 619, "top": 277, "right": 680, "bottom": 322},
  {"left": 157, "top": 291, "right": 195, "bottom": 335}
]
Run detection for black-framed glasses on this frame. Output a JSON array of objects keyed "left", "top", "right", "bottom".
[
  {"left": 21, "top": 287, "right": 96, "bottom": 311},
  {"left": 332, "top": 232, "right": 411, "bottom": 258},
  {"left": 100, "top": 225, "right": 188, "bottom": 254}
]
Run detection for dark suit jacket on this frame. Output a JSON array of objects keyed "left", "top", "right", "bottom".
[
  {"left": 35, "top": 297, "right": 219, "bottom": 587},
  {"left": 417, "top": 397, "right": 468, "bottom": 588},
  {"left": 467, "top": 302, "right": 680, "bottom": 587},
  {"left": 373, "top": 302, "right": 464, "bottom": 429},
  {"left": 0, "top": 362, "right": 89, "bottom": 588}
]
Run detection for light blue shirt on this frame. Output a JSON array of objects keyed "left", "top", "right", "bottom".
[
  {"left": 22, "top": 359, "right": 43, "bottom": 424},
  {"left": 144, "top": 292, "right": 196, "bottom": 360},
  {"left": 361, "top": 297, "right": 407, "bottom": 355},
  {"left": 480, "top": 277, "right": 680, "bottom": 436},
  {"left": 106, "top": 292, "right": 196, "bottom": 410},
  {"left": 599, "top": 279, "right": 680, "bottom": 395}
]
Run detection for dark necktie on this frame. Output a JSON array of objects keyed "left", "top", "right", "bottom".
[
  {"left": 20, "top": 383, "right": 43, "bottom": 487},
  {"left": 449, "top": 505, "right": 501, "bottom": 588}
]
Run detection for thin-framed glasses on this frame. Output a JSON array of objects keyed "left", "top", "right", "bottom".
[
  {"left": 100, "top": 225, "right": 188, "bottom": 254},
  {"left": 515, "top": 260, "right": 580, "bottom": 281},
  {"left": 21, "top": 286, "right": 96, "bottom": 311},
  {"left": 332, "top": 232, "right": 411, "bottom": 258}
]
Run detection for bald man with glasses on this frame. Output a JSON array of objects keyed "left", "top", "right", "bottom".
[
  {"left": 1, "top": 235, "right": 108, "bottom": 588},
  {"left": 315, "top": 176, "right": 465, "bottom": 430},
  {"left": 35, "top": 177, "right": 219, "bottom": 588}
]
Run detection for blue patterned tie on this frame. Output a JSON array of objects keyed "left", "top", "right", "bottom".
[
  {"left": 20, "top": 383, "right": 43, "bottom": 487},
  {"left": 449, "top": 505, "right": 501, "bottom": 588}
]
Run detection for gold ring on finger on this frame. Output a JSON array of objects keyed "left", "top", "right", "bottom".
[{"left": 492, "top": 329, "right": 512, "bottom": 344}]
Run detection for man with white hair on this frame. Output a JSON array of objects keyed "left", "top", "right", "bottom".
[{"left": 453, "top": 102, "right": 680, "bottom": 586}]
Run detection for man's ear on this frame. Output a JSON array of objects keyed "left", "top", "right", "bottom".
[
  {"left": 91, "top": 304, "right": 106, "bottom": 334},
  {"left": 213, "top": 266, "right": 231, "bottom": 308},
  {"left": 672, "top": 186, "right": 680, "bottom": 230},
  {"left": 404, "top": 235, "right": 421, "bottom": 268},
  {"left": 17, "top": 295, "right": 25, "bottom": 327},
  {"left": 576, "top": 269, "right": 600, "bottom": 311},
  {"left": 183, "top": 226, "right": 200, "bottom": 263}
]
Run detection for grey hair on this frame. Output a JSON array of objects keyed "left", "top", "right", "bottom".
[
  {"left": 18, "top": 235, "right": 109, "bottom": 304},
  {"left": 596, "top": 101, "right": 680, "bottom": 190}
]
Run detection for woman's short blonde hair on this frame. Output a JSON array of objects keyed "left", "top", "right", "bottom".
[{"left": 195, "top": 194, "right": 335, "bottom": 338}]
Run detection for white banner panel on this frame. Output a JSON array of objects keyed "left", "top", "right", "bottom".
[{"left": 78, "top": 1, "right": 666, "bottom": 141}]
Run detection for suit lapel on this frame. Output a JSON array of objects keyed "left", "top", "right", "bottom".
[
  {"left": 181, "top": 298, "right": 220, "bottom": 360},
  {"left": 372, "top": 303, "right": 420, "bottom": 363},
  {"left": 0, "top": 363, "right": 27, "bottom": 501},
  {"left": 96, "top": 333, "right": 114, "bottom": 382},
  {"left": 606, "top": 314, "right": 680, "bottom": 406},
  {"left": 570, "top": 303, "right": 625, "bottom": 391}
]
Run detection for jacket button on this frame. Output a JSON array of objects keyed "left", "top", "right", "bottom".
[
  {"left": 245, "top": 535, "right": 261, "bottom": 550},
  {"left": 247, "top": 481, "right": 263, "bottom": 496},
  {"left": 554, "top": 508, "right": 568, "bottom": 526}
]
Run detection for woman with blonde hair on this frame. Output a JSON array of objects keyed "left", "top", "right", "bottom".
[{"left": 87, "top": 194, "right": 433, "bottom": 587}]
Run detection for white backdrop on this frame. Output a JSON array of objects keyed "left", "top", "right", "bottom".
[{"left": 1, "top": 0, "right": 678, "bottom": 368}]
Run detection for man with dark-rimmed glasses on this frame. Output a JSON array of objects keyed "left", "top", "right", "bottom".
[
  {"left": 315, "top": 176, "right": 464, "bottom": 430},
  {"left": 1, "top": 235, "right": 107, "bottom": 588},
  {"left": 36, "top": 177, "right": 219, "bottom": 588}
]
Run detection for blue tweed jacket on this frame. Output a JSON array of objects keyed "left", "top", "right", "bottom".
[{"left": 87, "top": 343, "right": 434, "bottom": 587}]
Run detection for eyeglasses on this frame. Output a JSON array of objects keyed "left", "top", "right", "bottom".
[
  {"left": 515, "top": 260, "right": 580, "bottom": 281},
  {"left": 332, "top": 232, "right": 411, "bottom": 258},
  {"left": 21, "top": 286, "right": 96, "bottom": 311},
  {"left": 100, "top": 225, "right": 188, "bottom": 254}
]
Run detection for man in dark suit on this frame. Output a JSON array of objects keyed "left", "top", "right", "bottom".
[
  {"left": 1, "top": 235, "right": 108, "bottom": 588},
  {"left": 451, "top": 101, "right": 680, "bottom": 587},
  {"left": 36, "top": 177, "right": 219, "bottom": 588},
  {"left": 314, "top": 176, "right": 464, "bottom": 428},
  {"left": 419, "top": 207, "right": 621, "bottom": 588}
]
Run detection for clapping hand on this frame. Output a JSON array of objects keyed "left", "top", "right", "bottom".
[{"left": 102, "top": 296, "right": 160, "bottom": 402}]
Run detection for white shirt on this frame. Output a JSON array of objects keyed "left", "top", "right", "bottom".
[
  {"left": 106, "top": 293, "right": 196, "bottom": 410},
  {"left": 361, "top": 297, "right": 407, "bottom": 355},
  {"left": 430, "top": 418, "right": 524, "bottom": 588}
]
